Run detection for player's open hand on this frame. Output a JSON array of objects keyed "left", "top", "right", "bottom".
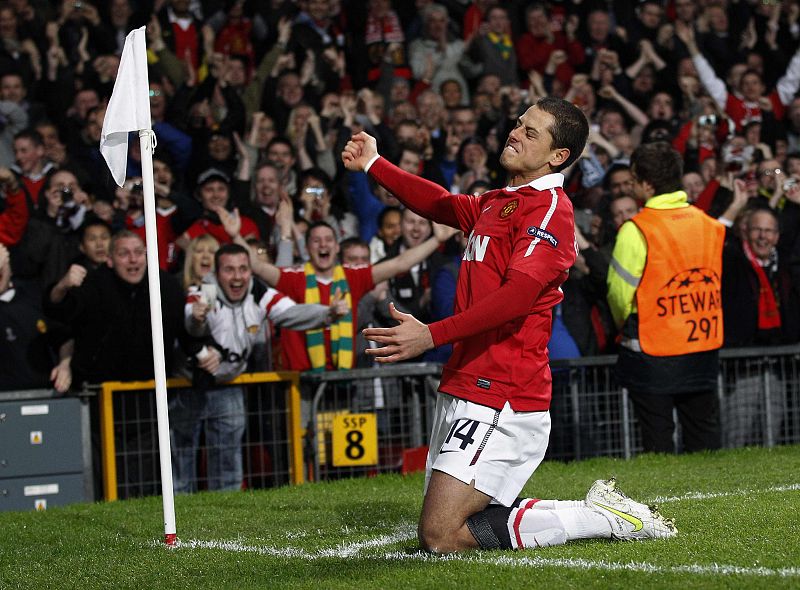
[
  {"left": 342, "top": 131, "right": 379, "bottom": 172},
  {"left": 363, "top": 303, "right": 434, "bottom": 363}
]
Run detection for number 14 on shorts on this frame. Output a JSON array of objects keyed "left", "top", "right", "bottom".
[{"left": 440, "top": 419, "right": 489, "bottom": 455}]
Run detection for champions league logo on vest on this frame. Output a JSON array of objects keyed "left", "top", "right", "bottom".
[{"left": 657, "top": 268, "right": 721, "bottom": 316}]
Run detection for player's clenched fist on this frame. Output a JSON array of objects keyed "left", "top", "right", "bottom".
[{"left": 341, "top": 131, "right": 379, "bottom": 171}]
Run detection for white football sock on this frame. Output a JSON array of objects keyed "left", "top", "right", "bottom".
[
  {"left": 524, "top": 499, "right": 585, "bottom": 510},
  {"left": 508, "top": 503, "right": 612, "bottom": 549},
  {"left": 552, "top": 507, "right": 613, "bottom": 541}
]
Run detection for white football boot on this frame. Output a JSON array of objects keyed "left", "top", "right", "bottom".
[{"left": 586, "top": 477, "right": 677, "bottom": 540}]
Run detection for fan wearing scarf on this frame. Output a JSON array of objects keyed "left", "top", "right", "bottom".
[
  {"left": 173, "top": 242, "right": 347, "bottom": 493},
  {"left": 248, "top": 220, "right": 456, "bottom": 372},
  {"left": 721, "top": 203, "right": 800, "bottom": 446}
]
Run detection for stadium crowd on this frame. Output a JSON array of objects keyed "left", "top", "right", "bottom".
[{"left": 1, "top": 0, "right": 800, "bottom": 469}]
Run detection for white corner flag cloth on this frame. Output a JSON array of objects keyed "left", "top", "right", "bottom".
[{"left": 100, "top": 26, "right": 151, "bottom": 187}]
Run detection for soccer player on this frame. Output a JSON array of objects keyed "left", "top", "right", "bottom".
[{"left": 342, "top": 97, "right": 677, "bottom": 553}]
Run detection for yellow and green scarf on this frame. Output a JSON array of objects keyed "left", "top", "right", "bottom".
[
  {"left": 487, "top": 31, "right": 513, "bottom": 61},
  {"left": 304, "top": 263, "right": 353, "bottom": 372}
]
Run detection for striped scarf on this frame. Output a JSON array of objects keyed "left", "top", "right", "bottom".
[
  {"left": 304, "top": 263, "right": 353, "bottom": 372},
  {"left": 487, "top": 31, "right": 513, "bottom": 60}
]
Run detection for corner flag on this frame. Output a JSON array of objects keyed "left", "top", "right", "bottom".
[{"left": 99, "top": 25, "right": 178, "bottom": 547}]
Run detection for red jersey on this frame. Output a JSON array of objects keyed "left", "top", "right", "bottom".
[
  {"left": 184, "top": 214, "right": 260, "bottom": 245},
  {"left": 276, "top": 265, "right": 375, "bottom": 371},
  {"left": 127, "top": 208, "right": 179, "bottom": 271},
  {"left": 437, "top": 174, "right": 576, "bottom": 411}
]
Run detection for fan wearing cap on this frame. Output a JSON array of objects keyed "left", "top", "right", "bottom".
[{"left": 175, "top": 168, "right": 260, "bottom": 252}]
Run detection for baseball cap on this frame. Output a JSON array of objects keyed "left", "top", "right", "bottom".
[{"left": 196, "top": 167, "right": 230, "bottom": 187}]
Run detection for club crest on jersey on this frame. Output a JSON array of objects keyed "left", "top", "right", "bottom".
[
  {"left": 500, "top": 199, "right": 519, "bottom": 218},
  {"left": 527, "top": 226, "right": 558, "bottom": 247}
]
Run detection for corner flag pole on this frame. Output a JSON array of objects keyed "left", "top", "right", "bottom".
[
  {"left": 99, "top": 26, "right": 177, "bottom": 547},
  {"left": 140, "top": 127, "right": 177, "bottom": 547}
]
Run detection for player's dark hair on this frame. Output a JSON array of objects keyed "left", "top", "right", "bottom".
[
  {"left": 535, "top": 97, "right": 589, "bottom": 171},
  {"left": 214, "top": 242, "right": 250, "bottom": 268},
  {"left": 630, "top": 141, "right": 683, "bottom": 196}
]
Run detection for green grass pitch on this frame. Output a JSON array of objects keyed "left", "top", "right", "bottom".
[{"left": 2, "top": 446, "right": 799, "bottom": 589}]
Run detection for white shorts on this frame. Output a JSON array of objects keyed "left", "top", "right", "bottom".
[{"left": 425, "top": 393, "right": 551, "bottom": 507}]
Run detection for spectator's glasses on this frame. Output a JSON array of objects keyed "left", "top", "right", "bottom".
[
  {"left": 759, "top": 168, "right": 782, "bottom": 178},
  {"left": 748, "top": 227, "right": 778, "bottom": 236},
  {"left": 149, "top": 89, "right": 162, "bottom": 98}
]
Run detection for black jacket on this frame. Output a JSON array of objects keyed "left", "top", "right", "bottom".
[
  {"left": 43, "top": 266, "right": 197, "bottom": 385},
  {"left": 722, "top": 236, "right": 800, "bottom": 347}
]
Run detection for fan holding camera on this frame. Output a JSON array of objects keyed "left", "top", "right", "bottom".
[{"left": 8, "top": 169, "right": 90, "bottom": 286}]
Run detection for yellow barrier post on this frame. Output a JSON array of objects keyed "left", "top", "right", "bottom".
[{"left": 100, "top": 373, "right": 303, "bottom": 500}]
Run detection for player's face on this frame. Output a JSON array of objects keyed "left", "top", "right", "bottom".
[
  {"left": 109, "top": 236, "right": 146, "bottom": 285},
  {"left": 307, "top": 226, "right": 340, "bottom": 273},
  {"left": 80, "top": 225, "right": 111, "bottom": 265},
  {"left": 216, "top": 252, "right": 252, "bottom": 303},
  {"left": 500, "top": 106, "right": 563, "bottom": 182}
]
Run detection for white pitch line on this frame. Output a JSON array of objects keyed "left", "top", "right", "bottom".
[
  {"left": 649, "top": 482, "right": 800, "bottom": 504},
  {"left": 382, "top": 552, "right": 800, "bottom": 578},
  {"left": 172, "top": 483, "right": 800, "bottom": 579},
  {"left": 177, "top": 525, "right": 416, "bottom": 560},
  {"left": 177, "top": 535, "right": 800, "bottom": 578}
]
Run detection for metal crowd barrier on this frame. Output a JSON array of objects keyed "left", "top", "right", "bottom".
[
  {"left": 9, "top": 344, "right": 792, "bottom": 502},
  {"left": 548, "top": 344, "right": 800, "bottom": 459},
  {"left": 98, "top": 372, "right": 302, "bottom": 501},
  {"left": 301, "top": 363, "right": 442, "bottom": 483}
]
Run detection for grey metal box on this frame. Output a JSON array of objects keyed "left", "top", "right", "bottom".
[
  {"left": 0, "top": 398, "right": 83, "bottom": 478},
  {"left": 0, "top": 473, "right": 86, "bottom": 511}
]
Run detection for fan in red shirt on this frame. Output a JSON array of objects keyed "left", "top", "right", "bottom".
[
  {"left": 342, "top": 97, "right": 677, "bottom": 553},
  {"left": 176, "top": 168, "right": 260, "bottom": 252}
]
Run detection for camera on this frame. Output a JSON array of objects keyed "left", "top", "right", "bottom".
[
  {"left": 784, "top": 178, "right": 798, "bottom": 192},
  {"left": 697, "top": 114, "right": 717, "bottom": 127},
  {"left": 304, "top": 186, "right": 325, "bottom": 200},
  {"left": 61, "top": 186, "right": 74, "bottom": 203},
  {"left": 73, "top": 1, "right": 82, "bottom": 9}
]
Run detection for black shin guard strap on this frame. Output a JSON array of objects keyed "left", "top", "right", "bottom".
[{"left": 466, "top": 505, "right": 513, "bottom": 550}]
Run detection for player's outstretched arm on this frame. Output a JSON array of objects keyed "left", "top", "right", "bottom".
[{"left": 342, "top": 132, "right": 462, "bottom": 228}]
